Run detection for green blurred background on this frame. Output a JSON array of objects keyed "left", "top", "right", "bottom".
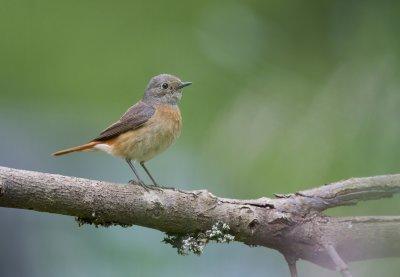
[{"left": 1, "top": 0, "right": 400, "bottom": 276}]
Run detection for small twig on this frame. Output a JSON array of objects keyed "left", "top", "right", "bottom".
[
  {"left": 325, "top": 244, "right": 352, "bottom": 277},
  {"left": 284, "top": 255, "right": 298, "bottom": 277}
]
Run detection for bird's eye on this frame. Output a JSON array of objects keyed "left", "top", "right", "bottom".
[{"left": 162, "top": 83, "right": 169, "bottom": 89}]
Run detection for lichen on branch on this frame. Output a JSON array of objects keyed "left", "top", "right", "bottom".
[{"left": 163, "top": 221, "right": 235, "bottom": 255}]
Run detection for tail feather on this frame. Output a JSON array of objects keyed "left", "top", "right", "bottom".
[{"left": 52, "top": 141, "right": 98, "bottom": 156}]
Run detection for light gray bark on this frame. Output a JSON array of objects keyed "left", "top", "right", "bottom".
[{"left": 0, "top": 166, "right": 399, "bottom": 275}]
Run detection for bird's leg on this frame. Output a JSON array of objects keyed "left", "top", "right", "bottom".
[
  {"left": 126, "top": 159, "right": 149, "bottom": 189},
  {"left": 140, "top": 162, "right": 159, "bottom": 187}
]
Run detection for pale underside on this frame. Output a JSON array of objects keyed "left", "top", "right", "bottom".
[{"left": 94, "top": 105, "right": 182, "bottom": 162}]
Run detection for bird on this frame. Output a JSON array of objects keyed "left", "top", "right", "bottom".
[{"left": 52, "top": 74, "right": 192, "bottom": 188}]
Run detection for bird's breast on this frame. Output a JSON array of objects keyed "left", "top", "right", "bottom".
[{"left": 109, "top": 105, "right": 182, "bottom": 161}]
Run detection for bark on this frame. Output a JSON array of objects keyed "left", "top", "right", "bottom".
[{"left": 0, "top": 166, "right": 399, "bottom": 275}]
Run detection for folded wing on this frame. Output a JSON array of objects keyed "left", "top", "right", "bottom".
[{"left": 93, "top": 101, "right": 155, "bottom": 141}]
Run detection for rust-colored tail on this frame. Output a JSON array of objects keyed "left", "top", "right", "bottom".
[{"left": 52, "top": 141, "right": 98, "bottom": 156}]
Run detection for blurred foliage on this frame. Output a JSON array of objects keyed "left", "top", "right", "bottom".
[{"left": 1, "top": 0, "right": 400, "bottom": 276}]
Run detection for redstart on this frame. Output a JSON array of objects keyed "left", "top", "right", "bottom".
[{"left": 53, "top": 74, "right": 192, "bottom": 188}]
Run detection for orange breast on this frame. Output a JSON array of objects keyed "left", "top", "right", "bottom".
[{"left": 108, "top": 105, "right": 182, "bottom": 162}]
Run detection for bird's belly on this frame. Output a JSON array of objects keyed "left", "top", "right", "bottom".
[{"left": 109, "top": 108, "right": 182, "bottom": 162}]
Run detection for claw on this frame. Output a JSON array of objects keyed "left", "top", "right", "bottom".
[
  {"left": 139, "top": 183, "right": 151, "bottom": 192},
  {"left": 149, "top": 184, "right": 163, "bottom": 191},
  {"left": 128, "top": 180, "right": 150, "bottom": 192}
]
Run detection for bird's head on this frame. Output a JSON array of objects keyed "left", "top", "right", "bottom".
[{"left": 143, "top": 74, "right": 192, "bottom": 105}]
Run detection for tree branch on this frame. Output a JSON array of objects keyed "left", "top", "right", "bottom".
[
  {"left": 293, "top": 175, "right": 400, "bottom": 211},
  {"left": 325, "top": 244, "right": 352, "bottom": 277},
  {"left": 1, "top": 166, "right": 399, "bottom": 275},
  {"left": 223, "top": 174, "right": 400, "bottom": 214},
  {"left": 284, "top": 255, "right": 298, "bottom": 277}
]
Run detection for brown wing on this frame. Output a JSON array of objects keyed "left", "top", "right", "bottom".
[{"left": 92, "top": 101, "right": 155, "bottom": 141}]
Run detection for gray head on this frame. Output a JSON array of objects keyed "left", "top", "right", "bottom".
[{"left": 142, "top": 74, "right": 192, "bottom": 105}]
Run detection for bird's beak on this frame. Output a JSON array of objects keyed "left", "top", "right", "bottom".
[{"left": 177, "top": 82, "right": 192, "bottom": 89}]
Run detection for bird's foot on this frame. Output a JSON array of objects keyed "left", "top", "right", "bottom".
[
  {"left": 155, "top": 184, "right": 175, "bottom": 190},
  {"left": 131, "top": 180, "right": 166, "bottom": 191},
  {"left": 128, "top": 180, "right": 151, "bottom": 191},
  {"left": 148, "top": 184, "right": 164, "bottom": 191}
]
